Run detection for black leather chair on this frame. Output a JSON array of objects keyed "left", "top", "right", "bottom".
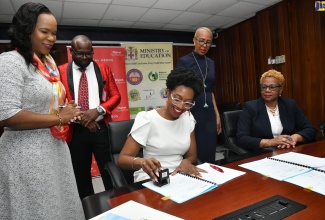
[
  {"left": 221, "top": 110, "right": 248, "bottom": 156},
  {"left": 217, "top": 102, "right": 242, "bottom": 146},
  {"left": 104, "top": 119, "right": 143, "bottom": 189},
  {"left": 320, "top": 121, "right": 325, "bottom": 137},
  {"left": 217, "top": 102, "right": 242, "bottom": 115}
]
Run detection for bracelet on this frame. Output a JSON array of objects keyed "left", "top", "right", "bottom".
[
  {"left": 132, "top": 157, "right": 139, "bottom": 169},
  {"left": 56, "top": 113, "right": 62, "bottom": 127}
]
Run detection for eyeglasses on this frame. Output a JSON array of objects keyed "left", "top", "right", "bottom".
[
  {"left": 71, "top": 47, "right": 94, "bottom": 58},
  {"left": 195, "top": 37, "right": 212, "bottom": 46},
  {"left": 260, "top": 84, "right": 282, "bottom": 91},
  {"left": 170, "top": 93, "right": 195, "bottom": 109}
]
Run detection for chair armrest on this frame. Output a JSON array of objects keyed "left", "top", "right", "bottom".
[
  {"left": 104, "top": 162, "right": 128, "bottom": 189},
  {"left": 320, "top": 121, "right": 325, "bottom": 136},
  {"left": 223, "top": 142, "right": 248, "bottom": 155}
]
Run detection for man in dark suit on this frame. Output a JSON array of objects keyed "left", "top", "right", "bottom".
[{"left": 58, "top": 35, "right": 121, "bottom": 199}]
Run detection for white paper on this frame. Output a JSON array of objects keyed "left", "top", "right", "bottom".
[
  {"left": 196, "top": 163, "right": 246, "bottom": 184},
  {"left": 271, "top": 152, "right": 325, "bottom": 168},
  {"left": 285, "top": 170, "right": 325, "bottom": 196},
  {"left": 142, "top": 172, "right": 217, "bottom": 203},
  {"left": 90, "top": 200, "right": 183, "bottom": 220},
  {"left": 239, "top": 158, "right": 311, "bottom": 181}
]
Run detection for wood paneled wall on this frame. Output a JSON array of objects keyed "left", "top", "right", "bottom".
[
  {"left": 213, "top": 0, "right": 325, "bottom": 136},
  {"left": 1, "top": 0, "right": 323, "bottom": 137}
]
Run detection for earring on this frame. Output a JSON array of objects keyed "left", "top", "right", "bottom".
[{"left": 279, "top": 94, "right": 282, "bottom": 97}]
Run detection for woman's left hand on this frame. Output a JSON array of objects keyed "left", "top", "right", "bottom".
[
  {"left": 277, "top": 135, "right": 297, "bottom": 149},
  {"left": 172, "top": 159, "right": 206, "bottom": 177},
  {"left": 217, "top": 122, "right": 222, "bottom": 134}
]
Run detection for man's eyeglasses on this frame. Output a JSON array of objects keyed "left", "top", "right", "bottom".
[
  {"left": 170, "top": 93, "right": 195, "bottom": 109},
  {"left": 71, "top": 47, "right": 94, "bottom": 58},
  {"left": 260, "top": 84, "right": 282, "bottom": 91},
  {"left": 195, "top": 37, "right": 212, "bottom": 46}
]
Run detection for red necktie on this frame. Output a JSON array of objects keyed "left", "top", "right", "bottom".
[{"left": 78, "top": 68, "right": 89, "bottom": 110}]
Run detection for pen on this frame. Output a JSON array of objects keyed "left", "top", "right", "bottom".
[
  {"left": 59, "top": 105, "right": 82, "bottom": 109},
  {"left": 210, "top": 164, "right": 224, "bottom": 173}
]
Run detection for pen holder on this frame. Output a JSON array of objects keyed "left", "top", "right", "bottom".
[{"left": 154, "top": 168, "right": 170, "bottom": 187}]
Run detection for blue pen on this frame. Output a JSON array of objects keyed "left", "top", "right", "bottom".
[{"left": 59, "top": 105, "right": 82, "bottom": 109}]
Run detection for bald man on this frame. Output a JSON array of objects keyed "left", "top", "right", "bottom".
[{"left": 58, "top": 35, "right": 121, "bottom": 199}]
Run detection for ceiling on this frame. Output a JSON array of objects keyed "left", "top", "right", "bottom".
[{"left": 0, "top": 0, "right": 282, "bottom": 33}]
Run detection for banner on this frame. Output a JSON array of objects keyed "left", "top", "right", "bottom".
[
  {"left": 66, "top": 46, "right": 129, "bottom": 177},
  {"left": 121, "top": 42, "right": 173, "bottom": 118}
]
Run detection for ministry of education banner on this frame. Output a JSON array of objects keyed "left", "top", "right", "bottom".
[{"left": 121, "top": 42, "right": 173, "bottom": 118}]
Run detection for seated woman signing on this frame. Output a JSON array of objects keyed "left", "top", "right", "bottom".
[
  {"left": 236, "top": 69, "right": 316, "bottom": 151},
  {"left": 118, "top": 67, "right": 206, "bottom": 183}
]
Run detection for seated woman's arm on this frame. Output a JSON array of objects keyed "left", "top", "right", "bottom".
[
  {"left": 293, "top": 102, "right": 317, "bottom": 143},
  {"left": 117, "top": 135, "right": 162, "bottom": 182},
  {"left": 172, "top": 131, "right": 205, "bottom": 177},
  {"left": 236, "top": 104, "right": 263, "bottom": 151}
]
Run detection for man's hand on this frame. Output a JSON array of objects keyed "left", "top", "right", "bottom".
[{"left": 79, "top": 109, "right": 99, "bottom": 127}]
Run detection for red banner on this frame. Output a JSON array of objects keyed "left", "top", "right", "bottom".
[{"left": 66, "top": 46, "right": 129, "bottom": 177}]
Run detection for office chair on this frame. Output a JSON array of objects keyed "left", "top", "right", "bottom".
[
  {"left": 320, "top": 121, "right": 325, "bottom": 136},
  {"left": 217, "top": 102, "right": 242, "bottom": 146},
  {"left": 217, "top": 102, "right": 242, "bottom": 115},
  {"left": 104, "top": 119, "right": 143, "bottom": 188},
  {"left": 221, "top": 110, "right": 248, "bottom": 156}
]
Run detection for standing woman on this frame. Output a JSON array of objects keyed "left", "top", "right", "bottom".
[
  {"left": 0, "top": 2, "right": 85, "bottom": 219},
  {"left": 177, "top": 27, "right": 221, "bottom": 164}
]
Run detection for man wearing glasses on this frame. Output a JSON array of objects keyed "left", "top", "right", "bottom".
[
  {"left": 58, "top": 35, "right": 121, "bottom": 199},
  {"left": 177, "top": 27, "right": 221, "bottom": 164}
]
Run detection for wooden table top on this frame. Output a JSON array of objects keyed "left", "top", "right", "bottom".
[{"left": 107, "top": 140, "right": 325, "bottom": 219}]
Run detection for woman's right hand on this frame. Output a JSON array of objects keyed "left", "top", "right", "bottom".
[
  {"left": 141, "top": 157, "right": 163, "bottom": 182},
  {"left": 58, "top": 100, "right": 82, "bottom": 124}
]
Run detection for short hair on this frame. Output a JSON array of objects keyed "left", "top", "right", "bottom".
[
  {"left": 194, "top": 27, "right": 213, "bottom": 38},
  {"left": 260, "top": 69, "right": 285, "bottom": 86},
  {"left": 166, "top": 67, "right": 203, "bottom": 99},
  {"left": 71, "top": 35, "right": 92, "bottom": 49},
  {"left": 7, "top": 2, "right": 52, "bottom": 66}
]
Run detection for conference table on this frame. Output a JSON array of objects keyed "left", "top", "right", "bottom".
[{"left": 83, "top": 140, "right": 325, "bottom": 219}]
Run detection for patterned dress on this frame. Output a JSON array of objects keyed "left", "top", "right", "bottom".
[{"left": 0, "top": 51, "right": 85, "bottom": 220}]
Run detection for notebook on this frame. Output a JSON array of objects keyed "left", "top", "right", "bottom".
[
  {"left": 142, "top": 163, "right": 245, "bottom": 203},
  {"left": 239, "top": 152, "right": 325, "bottom": 181}
]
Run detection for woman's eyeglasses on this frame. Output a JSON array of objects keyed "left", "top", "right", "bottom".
[
  {"left": 71, "top": 47, "right": 94, "bottom": 58},
  {"left": 170, "top": 93, "right": 195, "bottom": 109},
  {"left": 260, "top": 84, "right": 282, "bottom": 91},
  {"left": 194, "top": 37, "right": 212, "bottom": 46}
]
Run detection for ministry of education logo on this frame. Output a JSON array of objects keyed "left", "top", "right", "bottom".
[
  {"left": 148, "top": 71, "right": 158, "bottom": 81},
  {"left": 315, "top": 1, "right": 325, "bottom": 11},
  {"left": 126, "top": 69, "right": 143, "bottom": 85},
  {"left": 160, "top": 88, "right": 168, "bottom": 99},
  {"left": 128, "top": 89, "right": 141, "bottom": 102}
]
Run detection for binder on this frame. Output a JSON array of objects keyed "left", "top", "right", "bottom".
[
  {"left": 239, "top": 152, "right": 325, "bottom": 195},
  {"left": 142, "top": 163, "right": 245, "bottom": 204}
]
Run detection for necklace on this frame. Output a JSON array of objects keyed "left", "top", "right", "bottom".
[
  {"left": 192, "top": 52, "right": 208, "bottom": 108},
  {"left": 266, "top": 105, "right": 278, "bottom": 116}
]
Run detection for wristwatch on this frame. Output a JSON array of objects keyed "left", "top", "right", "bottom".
[{"left": 97, "top": 106, "right": 105, "bottom": 115}]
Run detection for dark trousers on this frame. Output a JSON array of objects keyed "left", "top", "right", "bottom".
[{"left": 69, "top": 121, "right": 112, "bottom": 199}]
